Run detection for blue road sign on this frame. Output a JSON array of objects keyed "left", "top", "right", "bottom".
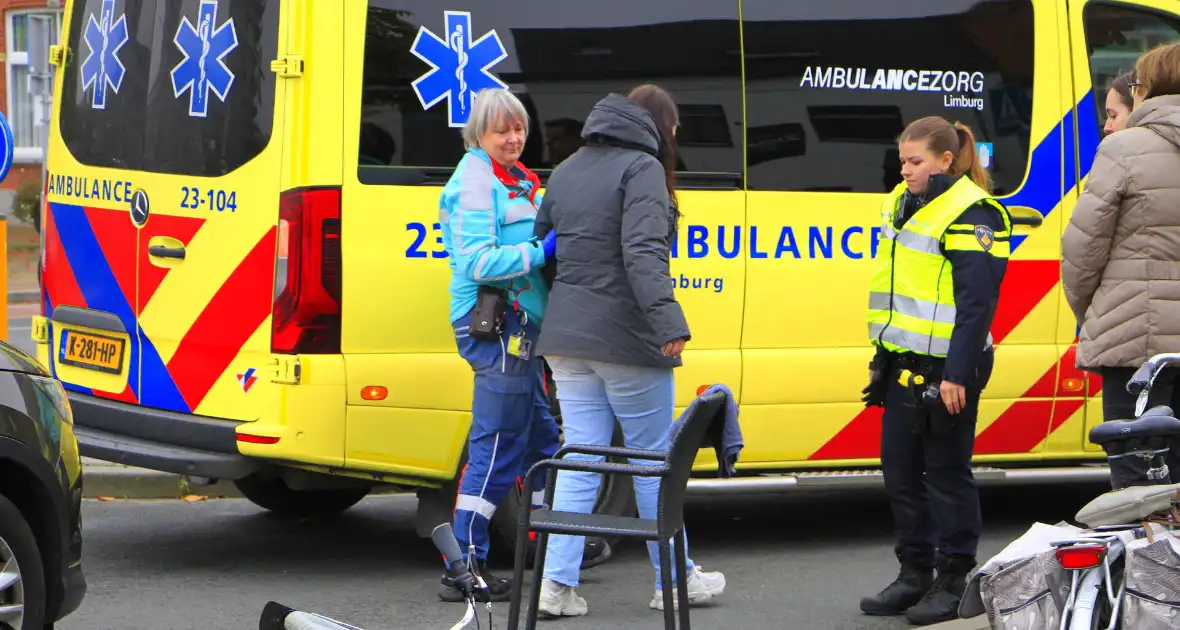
[
  {"left": 0, "top": 111, "right": 13, "bottom": 184},
  {"left": 81, "top": 0, "right": 129, "bottom": 110},
  {"left": 172, "top": 0, "right": 239, "bottom": 118},
  {"left": 410, "top": 11, "right": 509, "bottom": 128}
]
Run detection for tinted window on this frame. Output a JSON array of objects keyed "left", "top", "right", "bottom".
[
  {"left": 1084, "top": 2, "right": 1180, "bottom": 135},
  {"left": 742, "top": 0, "right": 1035, "bottom": 194},
  {"left": 59, "top": 0, "right": 279, "bottom": 177},
  {"left": 360, "top": 0, "right": 743, "bottom": 186}
]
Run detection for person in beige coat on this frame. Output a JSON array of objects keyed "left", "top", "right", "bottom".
[{"left": 1062, "top": 42, "right": 1180, "bottom": 480}]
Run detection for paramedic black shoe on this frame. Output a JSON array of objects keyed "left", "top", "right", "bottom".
[
  {"left": 904, "top": 558, "right": 972, "bottom": 625},
  {"left": 581, "top": 537, "right": 612, "bottom": 569},
  {"left": 859, "top": 564, "right": 934, "bottom": 616},
  {"left": 438, "top": 561, "right": 513, "bottom": 603}
]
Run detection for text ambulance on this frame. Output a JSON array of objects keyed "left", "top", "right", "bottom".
[{"left": 36, "top": 0, "right": 1180, "bottom": 553}]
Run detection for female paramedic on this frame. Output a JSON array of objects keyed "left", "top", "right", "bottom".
[
  {"left": 859, "top": 116, "right": 1011, "bottom": 626},
  {"left": 436, "top": 87, "right": 560, "bottom": 603}
]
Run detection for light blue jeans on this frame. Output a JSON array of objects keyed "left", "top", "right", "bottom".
[{"left": 541, "top": 356, "right": 696, "bottom": 589}]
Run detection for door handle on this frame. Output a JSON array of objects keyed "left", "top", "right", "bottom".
[
  {"left": 1007, "top": 205, "right": 1043, "bottom": 228},
  {"left": 147, "top": 235, "right": 187, "bottom": 268},
  {"left": 148, "top": 245, "right": 186, "bottom": 259}
]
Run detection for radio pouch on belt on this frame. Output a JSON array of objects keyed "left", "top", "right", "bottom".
[{"left": 470, "top": 286, "right": 508, "bottom": 341}]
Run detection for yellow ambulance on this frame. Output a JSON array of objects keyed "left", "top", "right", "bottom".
[{"left": 35, "top": 0, "right": 1180, "bottom": 554}]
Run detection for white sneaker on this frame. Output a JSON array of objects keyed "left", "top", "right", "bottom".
[
  {"left": 650, "top": 566, "right": 726, "bottom": 611},
  {"left": 537, "top": 578, "right": 588, "bottom": 618}
]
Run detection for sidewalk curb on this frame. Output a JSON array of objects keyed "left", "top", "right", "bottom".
[
  {"left": 82, "top": 465, "right": 244, "bottom": 500},
  {"left": 7, "top": 290, "right": 39, "bottom": 305}
]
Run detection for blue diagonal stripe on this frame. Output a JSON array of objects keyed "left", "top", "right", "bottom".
[
  {"left": 48, "top": 203, "right": 189, "bottom": 412},
  {"left": 1003, "top": 89, "right": 1100, "bottom": 253}
]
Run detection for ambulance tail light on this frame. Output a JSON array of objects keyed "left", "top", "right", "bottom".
[{"left": 272, "top": 186, "right": 342, "bottom": 354}]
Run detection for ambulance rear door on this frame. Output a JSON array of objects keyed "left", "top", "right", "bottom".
[
  {"left": 48, "top": 0, "right": 288, "bottom": 422},
  {"left": 1063, "top": 0, "right": 1180, "bottom": 452}
]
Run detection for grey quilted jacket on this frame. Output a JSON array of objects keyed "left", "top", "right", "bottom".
[{"left": 1062, "top": 94, "right": 1180, "bottom": 370}]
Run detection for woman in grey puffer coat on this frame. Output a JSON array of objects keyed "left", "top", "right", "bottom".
[
  {"left": 530, "top": 85, "right": 726, "bottom": 617},
  {"left": 1062, "top": 42, "right": 1180, "bottom": 477}
]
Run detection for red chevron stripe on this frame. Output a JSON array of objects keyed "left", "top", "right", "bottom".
[
  {"left": 165, "top": 227, "right": 277, "bottom": 411},
  {"left": 42, "top": 205, "right": 87, "bottom": 313},
  {"left": 809, "top": 262, "right": 1062, "bottom": 460},
  {"left": 83, "top": 207, "right": 137, "bottom": 309},
  {"left": 991, "top": 260, "right": 1061, "bottom": 342},
  {"left": 974, "top": 343, "right": 1086, "bottom": 453}
]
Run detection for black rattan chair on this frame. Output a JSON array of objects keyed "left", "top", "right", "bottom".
[{"left": 506, "top": 389, "right": 730, "bottom": 630}]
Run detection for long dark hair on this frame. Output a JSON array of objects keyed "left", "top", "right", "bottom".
[
  {"left": 1110, "top": 70, "right": 1136, "bottom": 110},
  {"left": 627, "top": 84, "right": 680, "bottom": 215}
]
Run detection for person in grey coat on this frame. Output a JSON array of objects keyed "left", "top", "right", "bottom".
[{"left": 530, "top": 85, "right": 726, "bottom": 617}]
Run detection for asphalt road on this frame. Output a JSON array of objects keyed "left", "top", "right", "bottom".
[{"left": 55, "top": 482, "right": 1108, "bottom": 630}]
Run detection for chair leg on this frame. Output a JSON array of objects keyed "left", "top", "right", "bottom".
[
  {"left": 525, "top": 531, "right": 551, "bottom": 630},
  {"left": 507, "top": 506, "right": 533, "bottom": 630},
  {"left": 674, "top": 529, "right": 691, "bottom": 630},
  {"left": 659, "top": 539, "right": 675, "bottom": 630}
]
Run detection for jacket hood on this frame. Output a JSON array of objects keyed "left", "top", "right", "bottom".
[
  {"left": 581, "top": 93, "right": 662, "bottom": 155},
  {"left": 1128, "top": 94, "right": 1180, "bottom": 150}
]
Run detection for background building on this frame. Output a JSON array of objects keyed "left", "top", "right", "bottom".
[{"left": 0, "top": 0, "right": 61, "bottom": 218}]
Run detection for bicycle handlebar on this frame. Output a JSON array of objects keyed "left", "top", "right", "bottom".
[{"left": 1127, "top": 353, "right": 1180, "bottom": 395}]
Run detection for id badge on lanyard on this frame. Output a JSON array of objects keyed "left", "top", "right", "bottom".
[{"left": 505, "top": 281, "right": 532, "bottom": 360}]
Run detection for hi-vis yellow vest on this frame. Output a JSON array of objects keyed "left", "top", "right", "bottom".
[{"left": 867, "top": 177, "right": 1010, "bottom": 357}]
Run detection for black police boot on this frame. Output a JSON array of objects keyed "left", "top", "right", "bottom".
[
  {"left": 438, "top": 559, "right": 513, "bottom": 603},
  {"left": 859, "top": 563, "right": 934, "bottom": 616},
  {"left": 581, "top": 537, "right": 613, "bottom": 569},
  {"left": 904, "top": 556, "right": 974, "bottom": 626}
]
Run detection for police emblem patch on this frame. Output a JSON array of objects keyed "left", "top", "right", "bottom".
[{"left": 974, "top": 225, "right": 995, "bottom": 251}]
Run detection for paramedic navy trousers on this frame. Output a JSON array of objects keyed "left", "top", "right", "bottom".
[
  {"left": 451, "top": 308, "right": 560, "bottom": 563},
  {"left": 880, "top": 359, "right": 989, "bottom": 569}
]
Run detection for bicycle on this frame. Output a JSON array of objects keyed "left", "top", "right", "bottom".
[
  {"left": 960, "top": 352, "right": 1180, "bottom": 630},
  {"left": 258, "top": 523, "right": 496, "bottom": 630}
]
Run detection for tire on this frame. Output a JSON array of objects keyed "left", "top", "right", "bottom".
[
  {"left": 234, "top": 475, "right": 370, "bottom": 518},
  {"left": 0, "top": 495, "right": 46, "bottom": 630}
]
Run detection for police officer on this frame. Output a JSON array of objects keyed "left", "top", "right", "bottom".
[{"left": 859, "top": 116, "right": 1011, "bottom": 626}]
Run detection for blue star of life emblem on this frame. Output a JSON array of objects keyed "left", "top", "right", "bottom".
[
  {"left": 171, "top": 0, "right": 239, "bottom": 118},
  {"left": 410, "top": 11, "right": 509, "bottom": 128},
  {"left": 80, "top": 0, "right": 129, "bottom": 110}
]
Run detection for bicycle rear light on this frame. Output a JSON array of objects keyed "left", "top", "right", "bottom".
[{"left": 1056, "top": 544, "right": 1107, "bottom": 570}]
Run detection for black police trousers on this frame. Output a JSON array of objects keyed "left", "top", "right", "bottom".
[{"left": 880, "top": 355, "right": 991, "bottom": 569}]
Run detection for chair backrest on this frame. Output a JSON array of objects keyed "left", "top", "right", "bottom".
[{"left": 657, "top": 390, "right": 728, "bottom": 535}]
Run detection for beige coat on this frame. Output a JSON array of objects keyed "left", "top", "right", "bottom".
[{"left": 1062, "top": 95, "right": 1180, "bottom": 370}]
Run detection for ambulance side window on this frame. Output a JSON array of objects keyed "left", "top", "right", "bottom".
[
  {"left": 58, "top": 0, "right": 280, "bottom": 177},
  {"left": 741, "top": 0, "right": 1035, "bottom": 195},
  {"left": 1083, "top": 2, "right": 1180, "bottom": 135},
  {"left": 359, "top": 1, "right": 743, "bottom": 187}
]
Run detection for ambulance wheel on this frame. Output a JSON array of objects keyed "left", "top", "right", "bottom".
[{"left": 234, "top": 474, "right": 370, "bottom": 518}]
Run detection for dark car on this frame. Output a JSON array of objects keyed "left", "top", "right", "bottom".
[{"left": 0, "top": 340, "right": 86, "bottom": 629}]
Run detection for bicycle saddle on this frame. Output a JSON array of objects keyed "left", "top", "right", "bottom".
[{"left": 1090, "top": 407, "right": 1180, "bottom": 446}]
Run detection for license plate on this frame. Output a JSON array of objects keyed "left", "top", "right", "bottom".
[{"left": 58, "top": 330, "right": 126, "bottom": 374}]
